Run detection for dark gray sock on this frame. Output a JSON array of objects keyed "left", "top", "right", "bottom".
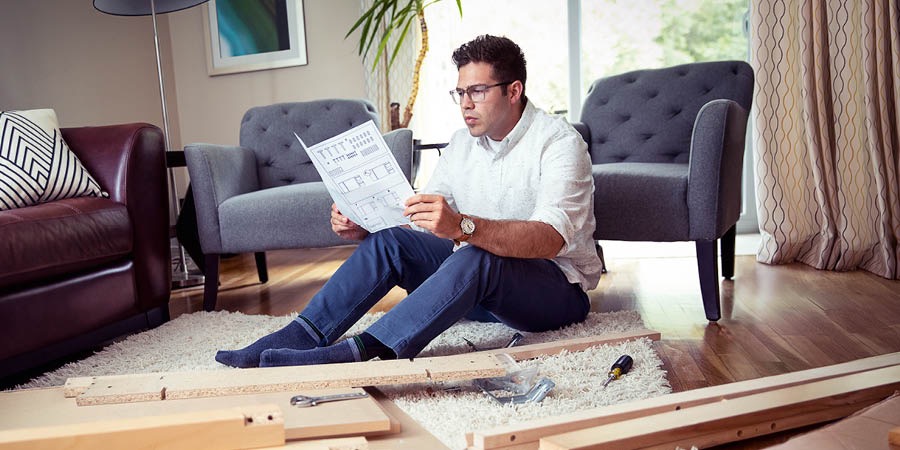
[
  {"left": 259, "top": 338, "right": 361, "bottom": 367},
  {"left": 215, "top": 317, "right": 321, "bottom": 368}
]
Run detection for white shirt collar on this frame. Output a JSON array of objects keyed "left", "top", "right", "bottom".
[{"left": 476, "top": 99, "right": 536, "bottom": 157}]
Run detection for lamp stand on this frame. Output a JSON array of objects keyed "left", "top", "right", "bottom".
[{"left": 149, "top": 0, "right": 204, "bottom": 289}]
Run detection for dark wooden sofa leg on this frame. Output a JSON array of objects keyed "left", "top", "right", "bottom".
[
  {"left": 720, "top": 225, "right": 736, "bottom": 280},
  {"left": 254, "top": 252, "right": 268, "bottom": 283},
  {"left": 695, "top": 240, "right": 721, "bottom": 321},
  {"left": 595, "top": 242, "right": 607, "bottom": 274},
  {"left": 203, "top": 254, "right": 220, "bottom": 312}
]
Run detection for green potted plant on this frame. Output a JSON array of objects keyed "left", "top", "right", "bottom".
[{"left": 347, "top": 0, "right": 462, "bottom": 130}]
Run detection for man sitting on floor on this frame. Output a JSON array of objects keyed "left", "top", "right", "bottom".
[{"left": 215, "top": 34, "right": 602, "bottom": 368}]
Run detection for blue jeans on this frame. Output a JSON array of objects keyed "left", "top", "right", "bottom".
[{"left": 301, "top": 227, "right": 590, "bottom": 358}]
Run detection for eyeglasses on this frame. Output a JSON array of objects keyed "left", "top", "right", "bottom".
[{"left": 449, "top": 81, "right": 513, "bottom": 104}]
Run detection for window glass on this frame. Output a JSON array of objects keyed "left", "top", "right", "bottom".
[
  {"left": 579, "top": 0, "right": 749, "bottom": 95},
  {"left": 413, "top": 0, "right": 569, "bottom": 144}
]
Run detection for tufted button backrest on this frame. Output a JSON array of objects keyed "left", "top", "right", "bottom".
[
  {"left": 241, "top": 99, "right": 380, "bottom": 189},
  {"left": 580, "top": 61, "right": 753, "bottom": 164}
]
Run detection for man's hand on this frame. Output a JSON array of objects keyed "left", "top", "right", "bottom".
[
  {"left": 403, "top": 194, "right": 462, "bottom": 240},
  {"left": 331, "top": 203, "right": 369, "bottom": 241}
]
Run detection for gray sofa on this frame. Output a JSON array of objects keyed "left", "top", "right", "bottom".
[
  {"left": 574, "top": 61, "right": 754, "bottom": 321},
  {"left": 185, "top": 99, "right": 413, "bottom": 311}
]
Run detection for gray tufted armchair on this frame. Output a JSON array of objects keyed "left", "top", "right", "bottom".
[
  {"left": 185, "top": 99, "right": 413, "bottom": 311},
  {"left": 573, "top": 60, "right": 754, "bottom": 321}
]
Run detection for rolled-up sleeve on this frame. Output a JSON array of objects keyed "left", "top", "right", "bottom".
[{"left": 529, "top": 130, "right": 593, "bottom": 257}]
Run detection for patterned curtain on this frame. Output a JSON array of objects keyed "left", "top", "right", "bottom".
[
  {"left": 751, "top": 0, "right": 900, "bottom": 279},
  {"left": 358, "top": 0, "right": 417, "bottom": 133}
]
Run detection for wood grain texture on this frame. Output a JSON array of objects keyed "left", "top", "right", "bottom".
[
  {"left": 470, "top": 352, "right": 900, "bottom": 450},
  {"left": 68, "top": 353, "right": 506, "bottom": 406},
  {"left": 168, "top": 245, "right": 900, "bottom": 448},
  {"left": 0, "top": 404, "right": 284, "bottom": 450},
  {"left": 0, "top": 387, "right": 391, "bottom": 442},
  {"left": 539, "top": 365, "right": 900, "bottom": 450},
  {"left": 170, "top": 248, "right": 900, "bottom": 392}
]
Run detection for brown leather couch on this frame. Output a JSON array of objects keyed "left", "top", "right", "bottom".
[{"left": 0, "top": 123, "right": 171, "bottom": 382}]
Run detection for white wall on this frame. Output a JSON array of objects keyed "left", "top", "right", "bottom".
[
  {"left": 167, "top": 1, "right": 367, "bottom": 148},
  {"left": 0, "top": 0, "right": 169, "bottom": 129},
  {"left": 1, "top": 0, "right": 368, "bottom": 201}
]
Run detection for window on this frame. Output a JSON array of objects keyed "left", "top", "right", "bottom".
[
  {"left": 413, "top": 0, "right": 748, "bottom": 141},
  {"left": 580, "top": 0, "right": 749, "bottom": 97},
  {"left": 412, "top": 0, "right": 569, "bottom": 144},
  {"left": 411, "top": 0, "right": 749, "bottom": 192}
]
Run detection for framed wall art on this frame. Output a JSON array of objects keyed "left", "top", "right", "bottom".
[{"left": 203, "top": 0, "right": 308, "bottom": 76}]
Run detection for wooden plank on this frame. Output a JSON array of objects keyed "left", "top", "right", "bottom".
[
  {"left": 765, "top": 393, "right": 900, "bottom": 449},
  {"left": 459, "top": 330, "right": 654, "bottom": 449},
  {"left": 481, "top": 329, "right": 660, "bottom": 361},
  {"left": 63, "top": 331, "right": 659, "bottom": 405},
  {"left": 0, "top": 404, "right": 284, "bottom": 450},
  {"left": 539, "top": 365, "right": 900, "bottom": 450},
  {"left": 890, "top": 426, "right": 900, "bottom": 448},
  {"left": 366, "top": 388, "right": 451, "bottom": 450},
  {"left": 68, "top": 352, "right": 507, "bottom": 406},
  {"left": 0, "top": 387, "right": 392, "bottom": 441},
  {"left": 471, "top": 352, "right": 900, "bottom": 449},
  {"left": 275, "top": 436, "right": 368, "bottom": 449}
]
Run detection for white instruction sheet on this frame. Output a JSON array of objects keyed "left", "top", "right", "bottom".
[{"left": 294, "top": 120, "right": 414, "bottom": 233}]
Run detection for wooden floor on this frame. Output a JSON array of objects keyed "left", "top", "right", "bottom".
[{"left": 169, "top": 242, "right": 900, "bottom": 394}]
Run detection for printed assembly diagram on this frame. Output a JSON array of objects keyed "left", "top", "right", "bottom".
[{"left": 294, "top": 121, "right": 414, "bottom": 232}]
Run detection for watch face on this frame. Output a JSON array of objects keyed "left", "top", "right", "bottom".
[{"left": 461, "top": 217, "right": 475, "bottom": 235}]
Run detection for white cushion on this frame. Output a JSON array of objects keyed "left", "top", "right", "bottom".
[{"left": 0, "top": 109, "right": 107, "bottom": 210}]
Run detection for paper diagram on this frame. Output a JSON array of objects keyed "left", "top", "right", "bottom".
[{"left": 294, "top": 121, "right": 414, "bottom": 233}]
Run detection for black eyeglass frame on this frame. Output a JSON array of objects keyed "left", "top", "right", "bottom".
[{"left": 449, "top": 81, "right": 514, "bottom": 104}]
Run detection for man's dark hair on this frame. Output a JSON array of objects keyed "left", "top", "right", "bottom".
[{"left": 451, "top": 35, "right": 527, "bottom": 100}]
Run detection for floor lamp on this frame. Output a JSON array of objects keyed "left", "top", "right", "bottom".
[{"left": 93, "top": 0, "right": 208, "bottom": 289}]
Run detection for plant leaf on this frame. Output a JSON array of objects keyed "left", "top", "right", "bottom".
[{"left": 387, "top": 14, "right": 415, "bottom": 70}]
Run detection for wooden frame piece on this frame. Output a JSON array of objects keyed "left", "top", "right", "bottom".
[
  {"left": 0, "top": 404, "right": 284, "bottom": 450},
  {"left": 469, "top": 352, "right": 900, "bottom": 449},
  {"left": 64, "top": 330, "right": 659, "bottom": 407},
  {"left": 366, "top": 388, "right": 451, "bottom": 450},
  {"left": 483, "top": 329, "right": 660, "bottom": 361},
  {"left": 0, "top": 386, "right": 391, "bottom": 442},
  {"left": 279, "top": 436, "right": 368, "bottom": 449},
  {"left": 539, "top": 365, "right": 900, "bottom": 450},
  {"left": 66, "top": 353, "right": 507, "bottom": 406}
]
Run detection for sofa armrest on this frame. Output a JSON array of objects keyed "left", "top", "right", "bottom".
[
  {"left": 686, "top": 99, "right": 749, "bottom": 240},
  {"left": 184, "top": 144, "right": 260, "bottom": 254},
  {"left": 61, "top": 123, "right": 171, "bottom": 312},
  {"left": 383, "top": 128, "right": 414, "bottom": 182}
]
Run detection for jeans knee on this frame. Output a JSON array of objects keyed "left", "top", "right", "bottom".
[
  {"left": 450, "top": 245, "right": 494, "bottom": 264},
  {"left": 362, "top": 227, "right": 408, "bottom": 251}
]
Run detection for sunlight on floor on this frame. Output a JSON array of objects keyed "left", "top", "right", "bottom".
[{"left": 600, "top": 233, "right": 761, "bottom": 260}]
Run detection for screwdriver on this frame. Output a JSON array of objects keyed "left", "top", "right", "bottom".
[{"left": 601, "top": 354, "right": 634, "bottom": 388}]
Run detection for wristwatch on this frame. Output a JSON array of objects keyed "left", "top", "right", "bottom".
[{"left": 454, "top": 214, "right": 475, "bottom": 245}]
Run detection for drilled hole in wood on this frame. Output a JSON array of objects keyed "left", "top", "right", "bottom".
[
  {"left": 106, "top": 385, "right": 112, "bottom": 389},
  {"left": 675, "top": 405, "right": 681, "bottom": 411},
  {"left": 268, "top": 415, "right": 274, "bottom": 421},
  {"left": 246, "top": 417, "right": 254, "bottom": 424},
  {"left": 770, "top": 422, "right": 777, "bottom": 430},
  {"left": 510, "top": 435, "right": 516, "bottom": 442},
  {"left": 736, "top": 430, "right": 744, "bottom": 437}
]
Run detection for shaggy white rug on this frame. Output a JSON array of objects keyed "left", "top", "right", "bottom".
[{"left": 19, "top": 310, "right": 670, "bottom": 449}]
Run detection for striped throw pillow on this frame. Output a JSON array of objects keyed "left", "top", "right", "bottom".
[{"left": 0, "top": 109, "right": 107, "bottom": 210}]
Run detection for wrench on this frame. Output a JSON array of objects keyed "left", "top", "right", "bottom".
[{"left": 289, "top": 391, "right": 369, "bottom": 407}]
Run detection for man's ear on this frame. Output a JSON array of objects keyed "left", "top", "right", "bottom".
[{"left": 508, "top": 80, "right": 524, "bottom": 104}]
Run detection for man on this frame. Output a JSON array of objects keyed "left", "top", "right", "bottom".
[{"left": 215, "top": 35, "right": 602, "bottom": 368}]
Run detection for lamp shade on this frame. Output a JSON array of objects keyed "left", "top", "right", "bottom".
[{"left": 93, "top": 0, "right": 208, "bottom": 16}]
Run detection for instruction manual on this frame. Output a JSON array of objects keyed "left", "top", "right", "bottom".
[{"left": 294, "top": 120, "right": 414, "bottom": 233}]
